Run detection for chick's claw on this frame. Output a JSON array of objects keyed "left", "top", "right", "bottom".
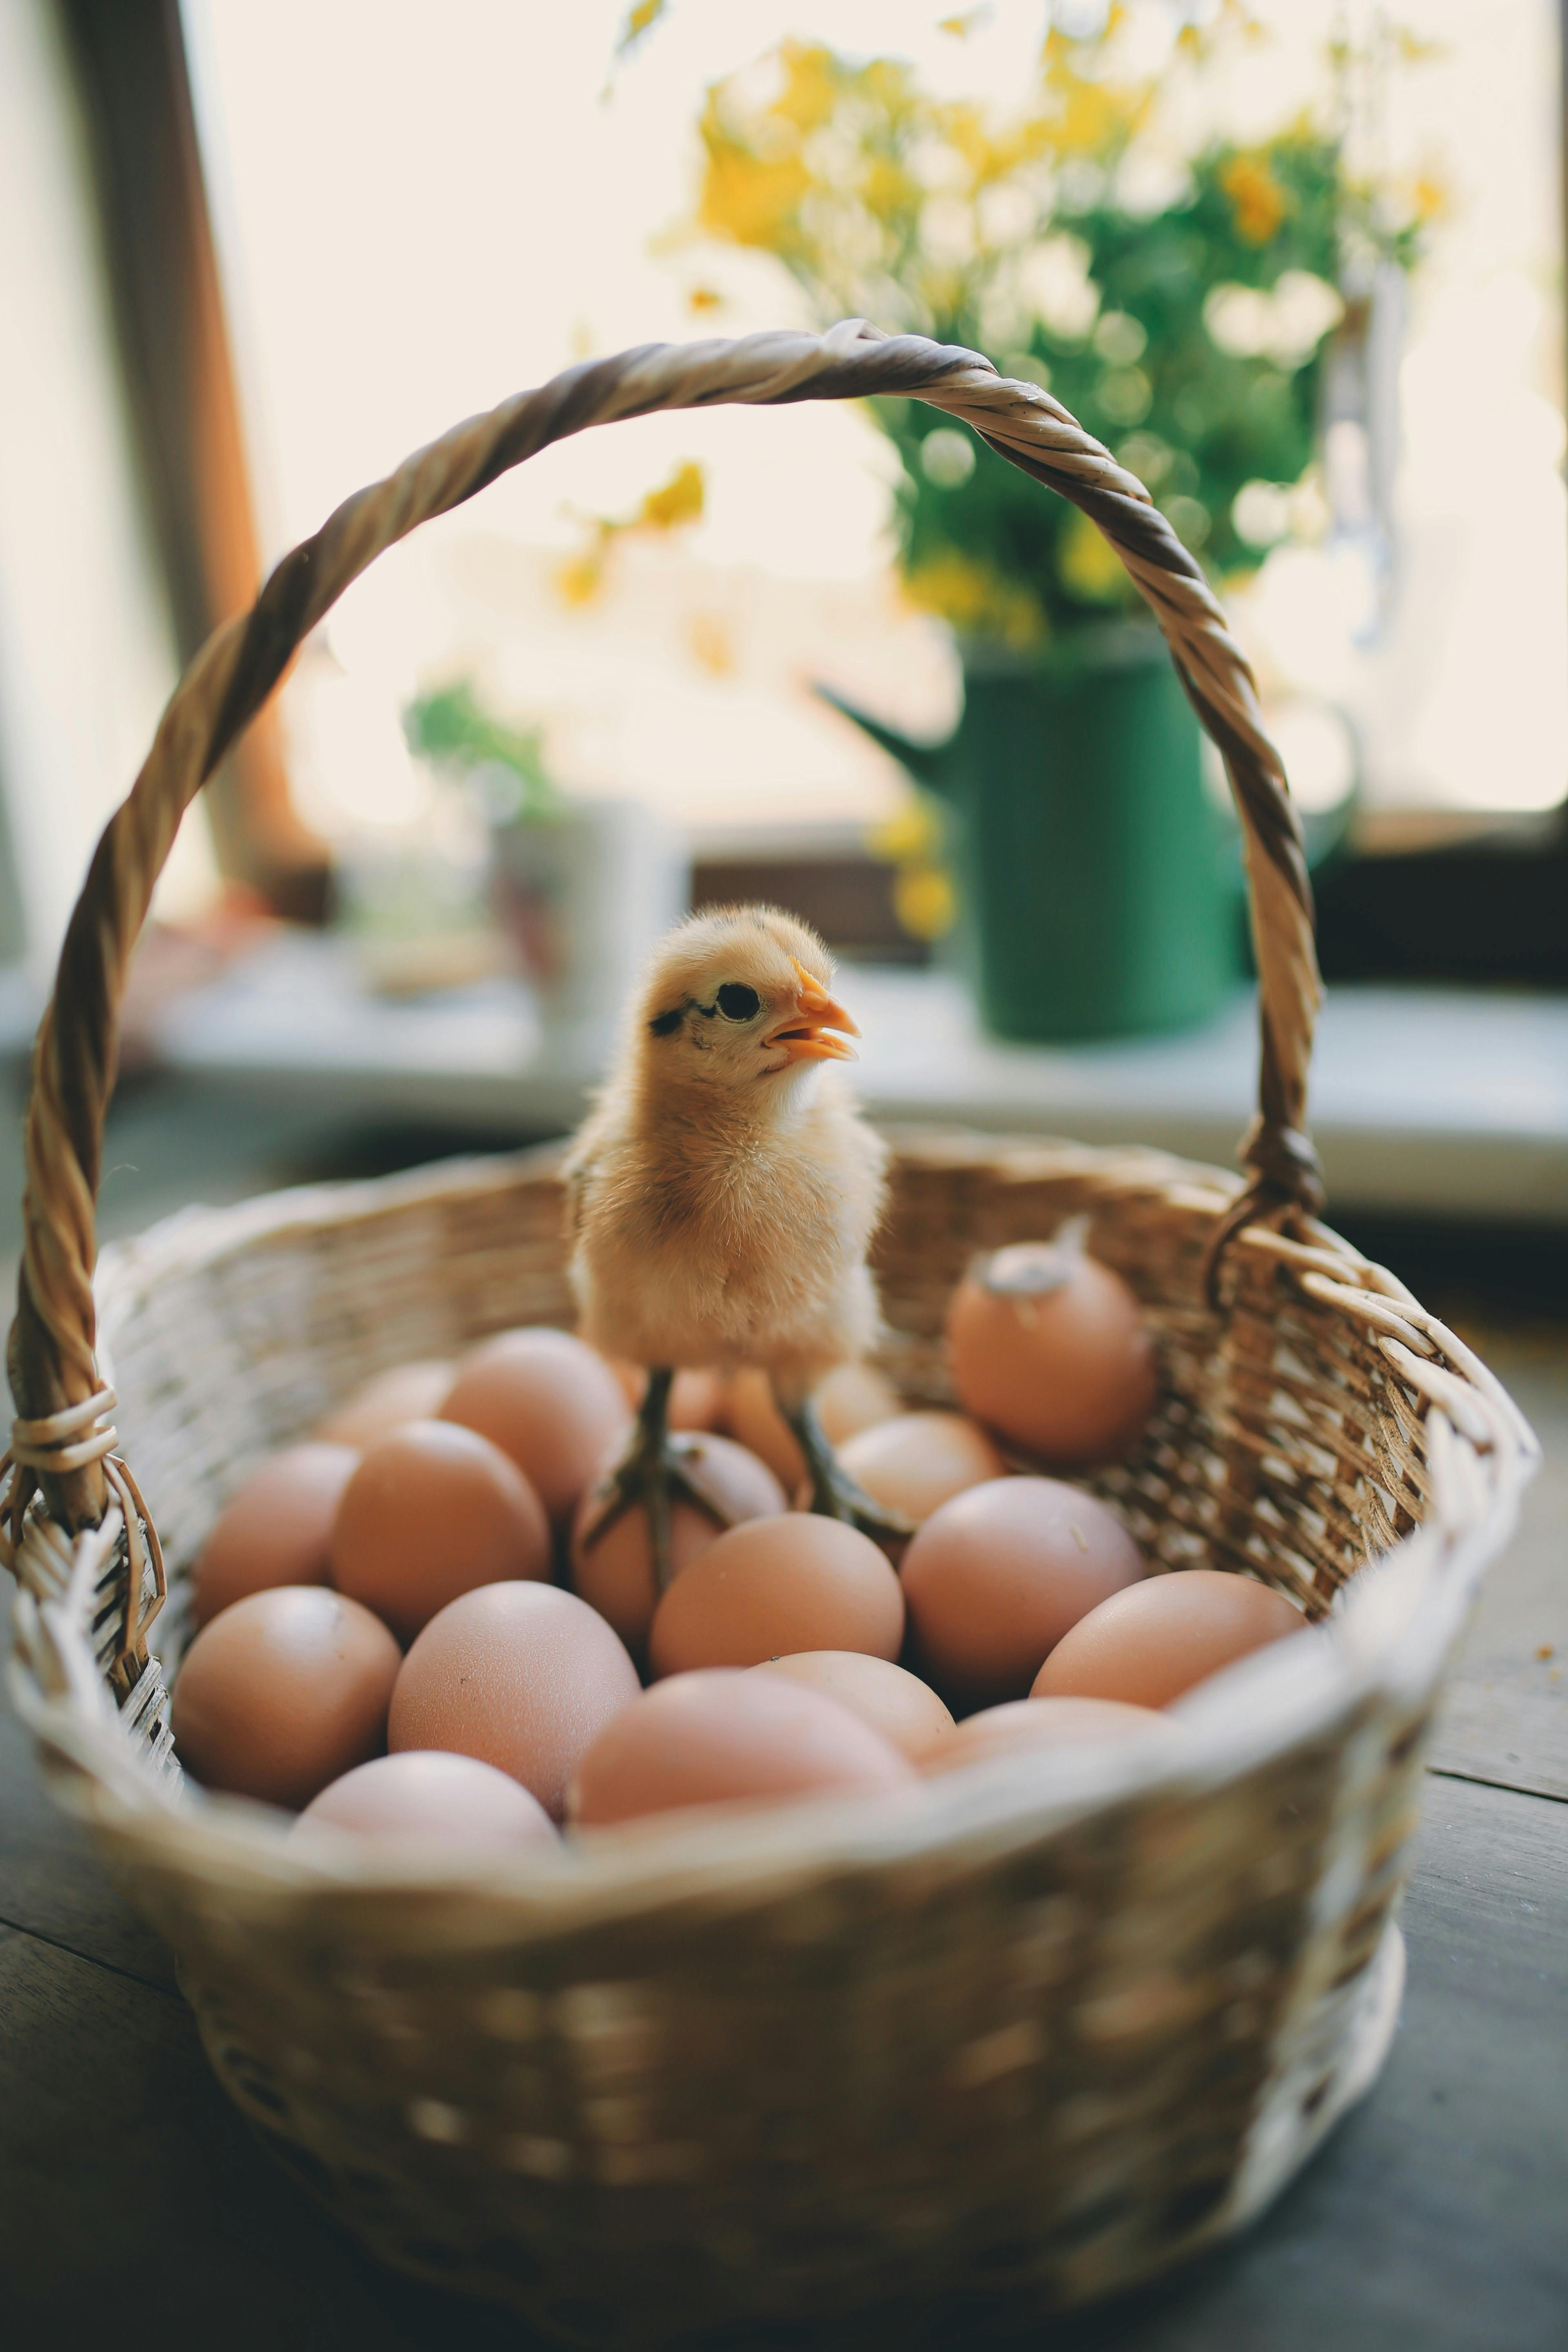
[
  {"left": 577, "top": 1369, "right": 742, "bottom": 1593},
  {"left": 783, "top": 1398, "right": 913, "bottom": 1554}
]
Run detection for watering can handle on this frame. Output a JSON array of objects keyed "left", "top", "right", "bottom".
[{"left": 9, "top": 320, "right": 1321, "bottom": 1535}]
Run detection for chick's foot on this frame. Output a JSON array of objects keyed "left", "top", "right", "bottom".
[
  {"left": 782, "top": 1396, "right": 913, "bottom": 1552},
  {"left": 577, "top": 1368, "right": 741, "bottom": 1592}
]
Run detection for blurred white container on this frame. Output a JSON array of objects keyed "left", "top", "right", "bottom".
[{"left": 490, "top": 796, "right": 688, "bottom": 1060}]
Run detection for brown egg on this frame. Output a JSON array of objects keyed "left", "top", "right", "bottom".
[
  {"left": 569, "top": 1668, "right": 914, "bottom": 1828},
  {"left": 172, "top": 1586, "right": 401, "bottom": 1809},
  {"left": 192, "top": 1443, "right": 358, "bottom": 1626},
  {"left": 812, "top": 1362, "right": 905, "bottom": 1448},
  {"left": 751, "top": 1651, "right": 953, "bottom": 1761},
  {"left": 836, "top": 1411, "right": 1006, "bottom": 1528},
  {"left": 649, "top": 1515, "right": 904, "bottom": 1678},
  {"left": 1032, "top": 1569, "right": 1307, "bottom": 1709},
  {"left": 294, "top": 1750, "right": 557, "bottom": 1851},
  {"left": 569, "top": 1432, "right": 787, "bottom": 1652},
  {"left": 922, "top": 1696, "right": 1171, "bottom": 1775},
  {"left": 720, "top": 1367, "right": 806, "bottom": 1490},
  {"left": 947, "top": 1239, "right": 1157, "bottom": 1467},
  {"left": 317, "top": 1359, "right": 454, "bottom": 1448},
  {"left": 900, "top": 1477, "right": 1145, "bottom": 1707},
  {"left": 389, "top": 1581, "right": 640, "bottom": 1820},
  {"left": 330, "top": 1420, "right": 550, "bottom": 1644},
  {"left": 441, "top": 1327, "right": 632, "bottom": 1522},
  {"left": 609, "top": 1361, "right": 727, "bottom": 1433}
]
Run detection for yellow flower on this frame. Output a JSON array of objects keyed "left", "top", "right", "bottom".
[
  {"left": 615, "top": 0, "right": 666, "bottom": 53},
  {"left": 698, "top": 138, "right": 810, "bottom": 253},
  {"left": 555, "top": 552, "right": 604, "bottom": 607},
  {"left": 774, "top": 42, "right": 842, "bottom": 138},
  {"left": 904, "top": 550, "right": 1046, "bottom": 648},
  {"left": 554, "top": 463, "right": 706, "bottom": 612},
  {"left": 1410, "top": 172, "right": 1449, "bottom": 224},
  {"left": 1220, "top": 152, "right": 1290, "bottom": 245},
  {"left": 893, "top": 864, "right": 957, "bottom": 942},
  {"left": 637, "top": 460, "right": 706, "bottom": 532},
  {"left": 1056, "top": 508, "right": 1127, "bottom": 604},
  {"left": 686, "top": 612, "right": 734, "bottom": 675},
  {"left": 869, "top": 800, "right": 944, "bottom": 864}
]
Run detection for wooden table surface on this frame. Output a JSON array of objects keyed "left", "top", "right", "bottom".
[{"left": 1, "top": 1081, "right": 1564, "bottom": 2352}]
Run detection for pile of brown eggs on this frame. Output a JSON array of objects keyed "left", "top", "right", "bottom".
[{"left": 170, "top": 1235, "right": 1308, "bottom": 1859}]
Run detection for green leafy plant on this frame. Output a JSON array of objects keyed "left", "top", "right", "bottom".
[
  {"left": 403, "top": 680, "right": 559, "bottom": 827},
  {"left": 684, "top": 9, "right": 1440, "bottom": 644}
]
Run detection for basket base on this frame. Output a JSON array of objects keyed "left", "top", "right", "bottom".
[
  {"left": 197, "top": 1922, "right": 1407, "bottom": 2350},
  {"left": 1217, "top": 1917, "right": 1407, "bottom": 2244}
]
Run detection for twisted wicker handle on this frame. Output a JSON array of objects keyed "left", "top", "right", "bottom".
[{"left": 9, "top": 321, "right": 1322, "bottom": 1529}]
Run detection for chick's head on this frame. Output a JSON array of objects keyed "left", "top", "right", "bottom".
[{"left": 635, "top": 906, "right": 858, "bottom": 1096}]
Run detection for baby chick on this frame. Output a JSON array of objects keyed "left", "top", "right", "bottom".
[{"left": 565, "top": 905, "right": 907, "bottom": 1584}]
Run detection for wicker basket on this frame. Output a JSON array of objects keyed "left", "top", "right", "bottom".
[{"left": 3, "top": 326, "right": 1539, "bottom": 2348}]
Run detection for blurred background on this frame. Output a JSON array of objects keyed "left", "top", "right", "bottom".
[{"left": 0, "top": 0, "right": 1566, "bottom": 1267}]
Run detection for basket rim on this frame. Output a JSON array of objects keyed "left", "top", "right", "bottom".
[{"left": 7, "top": 1131, "right": 1537, "bottom": 1933}]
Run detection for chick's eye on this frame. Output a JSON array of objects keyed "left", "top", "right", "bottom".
[{"left": 716, "top": 982, "right": 761, "bottom": 1022}]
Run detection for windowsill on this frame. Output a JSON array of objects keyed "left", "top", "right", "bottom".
[{"left": 128, "top": 931, "right": 1568, "bottom": 1225}]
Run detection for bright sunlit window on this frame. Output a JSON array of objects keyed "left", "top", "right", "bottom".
[{"left": 184, "top": 0, "right": 1566, "bottom": 854}]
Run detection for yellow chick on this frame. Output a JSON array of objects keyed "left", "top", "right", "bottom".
[{"left": 565, "top": 905, "right": 907, "bottom": 1581}]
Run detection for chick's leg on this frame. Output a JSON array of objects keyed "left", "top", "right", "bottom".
[
  {"left": 577, "top": 1368, "right": 742, "bottom": 1593},
  {"left": 780, "top": 1392, "right": 913, "bottom": 1551}
]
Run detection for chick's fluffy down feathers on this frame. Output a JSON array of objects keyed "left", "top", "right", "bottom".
[{"left": 564, "top": 907, "right": 888, "bottom": 1400}]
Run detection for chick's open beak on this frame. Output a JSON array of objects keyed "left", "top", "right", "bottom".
[{"left": 763, "top": 956, "right": 860, "bottom": 1063}]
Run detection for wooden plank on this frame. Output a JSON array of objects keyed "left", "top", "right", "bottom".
[
  {"left": 1429, "top": 1350, "right": 1568, "bottom": 1801},
  {"left": 0, "top": 1923, "right": 478, "bottom": 2352}
]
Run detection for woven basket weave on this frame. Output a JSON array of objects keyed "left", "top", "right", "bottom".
[{"left": 4, "top": 326, "right": 1539, "bottom": 2347}]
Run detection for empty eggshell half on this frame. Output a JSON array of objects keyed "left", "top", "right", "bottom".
[{"left": 947, "top": 1240, "right": 1157, "bottom": 1467}]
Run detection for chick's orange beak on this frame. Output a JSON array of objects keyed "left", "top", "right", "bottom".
[{"left": 763, "top": 956, "right": 860, "bottom": 1063}]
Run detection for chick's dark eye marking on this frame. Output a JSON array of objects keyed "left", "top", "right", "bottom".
[
  {"left": 716, "top": 983, "right": 761, "bottom": 1022},
  {"left": 648, "top": 1006, "right": 684, "bottom": 1037}
]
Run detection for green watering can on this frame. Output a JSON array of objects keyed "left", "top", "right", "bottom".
[{"left": 821, "top": 623, "right": 1243, "bottom": 1043}]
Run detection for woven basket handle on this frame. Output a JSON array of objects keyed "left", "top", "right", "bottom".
[{"left": 9, "top": 321, "right": 1322, "bottom": 1529}]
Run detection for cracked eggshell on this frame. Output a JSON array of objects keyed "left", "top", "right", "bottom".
[{"left": 947, "top": 1241, "right": 1157, "bottom": 1467}]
